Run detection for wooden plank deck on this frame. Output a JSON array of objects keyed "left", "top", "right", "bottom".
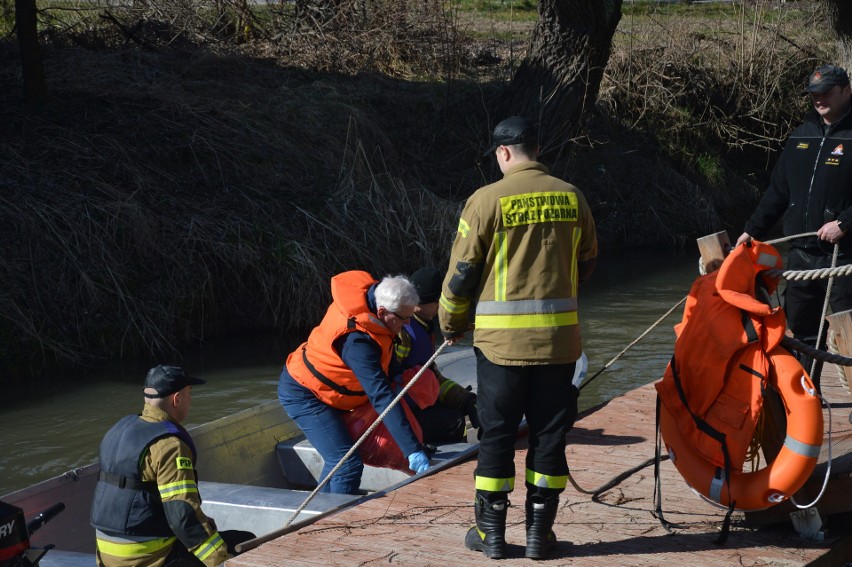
[{"left": 227, "top": 368, "right": 852, "bottom": 567}]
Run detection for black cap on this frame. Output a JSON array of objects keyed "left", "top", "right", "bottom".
[
  {"left": 805, "top": 64, "right": 850, "bottom": 94},
  {"left": 409, "top": 267, "right": 443, "bottom": 304},
  {"left": 144, "top": 365, "right": 206, "bottom": 398},
  {"left": 484, "top": 116, "right": 538, "bottom": 155}
]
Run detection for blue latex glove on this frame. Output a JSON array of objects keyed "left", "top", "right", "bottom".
[{"left": 407, "top": 450, "right": 431, "bottom": 474}]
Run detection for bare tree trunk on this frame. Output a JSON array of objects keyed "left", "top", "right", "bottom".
[
  {"left": 500, "top": 0, "right": 622, "bottom": 161},
  {"left": 15, "top": 0, "right": 47, "bottom": 103},
  {"left": 825, "top": 0, "right": 852, "bottom": 69}
]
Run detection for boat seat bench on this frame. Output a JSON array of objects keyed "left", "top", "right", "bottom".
[
  {"left": 198, "top": 481, "right": 358, "bottom": 537},
  {"left": 276, "top": 436, "right": 475, "bottom": 492}
]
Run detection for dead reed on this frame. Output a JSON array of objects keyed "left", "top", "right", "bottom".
[{"left": 0, "top": 0, "right": 840, "bottom": 381}]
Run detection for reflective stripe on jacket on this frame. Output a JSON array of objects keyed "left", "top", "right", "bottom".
[
  {"left": 439, "top": 161, "right": 598, "bottom": 364},
  {"left": 91, "top": 415, "right": 191, "bottom": 538},
  {"left": 397, "top": 314, "right": 470, "bottom": 412},
  {"left": 93, "top": 405, "right": 227, "bottom": 567},
  {"left": 286, "top": 270, "right": 396, "bottom": 410}
]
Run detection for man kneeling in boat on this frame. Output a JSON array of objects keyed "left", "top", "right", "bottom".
[
  {"left": 91, "top": 365, "right": 254, "bottom": 566},
  {"left": 278, "top": 271, "right": 432, "bottom": 494},
  {"left": 396, "top": 266, "right": 479, "bottom": 444}
]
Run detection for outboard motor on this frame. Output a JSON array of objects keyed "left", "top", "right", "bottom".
[{"left": 0, "top": 501, "right": 65, "bottom": 567}]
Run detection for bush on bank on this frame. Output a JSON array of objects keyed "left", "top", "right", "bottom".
[{"left": 0, "top": 0, "right": 836, "bottom": 383}]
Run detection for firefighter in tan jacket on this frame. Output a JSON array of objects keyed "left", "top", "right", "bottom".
[
  {"left": 439, "top": 116, "right": 597, "bottom": 560},
  {"left": 91, "top": 365, "right": 253, "bottom": 566}
]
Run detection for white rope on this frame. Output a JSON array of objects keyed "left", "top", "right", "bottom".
[
  {"left": 809, "top": 244, "right": 839, "bottom": 379},
  {"left": 281, "top": 339, "right": 451, "bottom": 529},
  {"left": 765, "top": 232, "right": 818, "bottom": 245},
  {"left": 765, "top": 263, "right": 852, "bottom": 281},
  {"left": 789, "top": 376, "right": 833, "bottom": 510}
]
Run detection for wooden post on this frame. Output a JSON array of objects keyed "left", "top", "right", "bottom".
[
  {"left": 826, "top": 309, "right": 852, "bottom": 392},
  {"left": 826, "top": 309, "right": 852, "bottom": 357},
  {"left": 696, "top": 231, "right": 731, "bottom": 274}
]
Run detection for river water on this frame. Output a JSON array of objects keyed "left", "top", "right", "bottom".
[{"left": 0, "top": 246, "right": 700, "bottom": 496}]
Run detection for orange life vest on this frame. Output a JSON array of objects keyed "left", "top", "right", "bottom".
[
  {"left": 655, "top": 241, "right": 786, "bottom": 473},
  {"left": 286, "top": 270, "right": 396, "bottom": 410}
]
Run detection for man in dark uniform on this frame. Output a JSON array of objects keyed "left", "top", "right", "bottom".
[
  {"left": 737, "top": 64, "right": 852, "bottom": 387},
  {"left": 395, "top": 266, "right": 479, "bottom": 444},
  {"left": 91, "top": 365, "right": 253, "bottom": 566}
]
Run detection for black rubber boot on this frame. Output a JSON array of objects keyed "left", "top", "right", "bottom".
[
  {"left": 525, "top": 495, "right": 559, "bottom": 559},
  {"left": 464, "top": 491, "right": 509, "bottom": 559}
]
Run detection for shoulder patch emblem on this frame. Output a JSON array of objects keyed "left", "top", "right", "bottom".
[
  {"left": 176, "top": 457, "right": 193, "bottom": 470},
  {"left": 832, "top": 144, "right": 844, "bottom": 156}
]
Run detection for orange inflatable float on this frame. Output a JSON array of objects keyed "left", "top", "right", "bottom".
[
  {"left": 656, "top": 240, "right": 823, "bottom": 511},
  {"left": 659, "top": 347, "right": 823, "bottom": 510}
]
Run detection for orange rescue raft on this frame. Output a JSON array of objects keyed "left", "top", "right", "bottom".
[{"left": 659, "top": 346, "right": 823, "bottom": 510}]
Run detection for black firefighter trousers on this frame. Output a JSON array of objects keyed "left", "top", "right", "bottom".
[{"left": 474, "top": 347, "right": 579, "bottom": 493}]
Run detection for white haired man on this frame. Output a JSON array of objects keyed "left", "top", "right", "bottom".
[{"left": 278, "top": 271, "right": 432, "bottom": 494}]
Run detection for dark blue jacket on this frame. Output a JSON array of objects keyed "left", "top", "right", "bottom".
[
  {"left": 745, "top": 109, "right": 852, "bottom": 256},
  {"left": 331, "top": 285, "right": 421, "bottom": 457}
]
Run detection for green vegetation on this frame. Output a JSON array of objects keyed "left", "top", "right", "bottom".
[{"left": 0, "top": 0, "right": 839, "bottom": 383}]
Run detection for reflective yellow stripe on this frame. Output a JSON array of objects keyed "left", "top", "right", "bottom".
[
  {"left": 458, "top": 218, "right": 470, "bottom": 238},
  {"left": 96, "top": 536, "right": 176, "bottom": 557},
  {"left": 475, "top": 311, "right": 578, "bottom": 329},
  {"left": 571, "top": 226, "right": 581, "bottom": 295},
  {"left": 158, "top": 479, "right": 199, "bottom": 499},
  {"left": 494, "top": 231, "right": 507, "bottom": 302},
  {"left": 193, "top": 531, "right": 225, "bottom": 561},
  {"left": 395, "top": 342, "right": 411, "bottom": 361},
  {"left": 438, "top": 380, "right": 456, "bottom": 400},
  {"left": 439, "top": 294, "right": 469, "bottom": 314},
  {"left": 475, "top": 475, "right": 514, "bottom": 492},
  {"left": 526, "top": 468, "right": 568, "bottom": 490}
]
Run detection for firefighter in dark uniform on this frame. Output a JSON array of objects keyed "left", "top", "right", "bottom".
[
  {"left": 439, "top": 116, "right": 597, "bottom": 560},
  {"left": 395, "top": 266, "right": 479, "bottom": 444},
  {"left": 737, "top": 64, "right": 852, "bottom": 388},
  {"left": 91, "top": 365, "right": 253, "bottom": 566}
]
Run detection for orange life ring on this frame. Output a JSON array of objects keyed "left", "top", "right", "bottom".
[{"left": 659, "top": 346, "right": 823, "bottom": 510}]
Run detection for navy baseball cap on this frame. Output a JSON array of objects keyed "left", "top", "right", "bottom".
[
  {"left": 144, "top": 365, "right": 206, "bottom": 398},
  {"left": 484, "top": 116, "right": 538, "bottom": 155},
  {"left": 805, "top": 64, "right": 850, "bottom": 94}
]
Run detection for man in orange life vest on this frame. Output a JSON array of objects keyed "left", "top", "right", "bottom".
[
  {"left": 278, "top": 271, "right": 432, "bottom": 494},
  {"left": 736, "top": 64, "right": 852, "bottom": 388}
]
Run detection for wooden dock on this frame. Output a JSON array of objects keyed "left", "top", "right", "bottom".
[{"left": 227, "top": 368, "right": 852, "bottom": 567}]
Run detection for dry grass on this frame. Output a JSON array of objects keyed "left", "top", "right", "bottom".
[{"left": 0, "top": 0, "right": 841, "bottom": 381}]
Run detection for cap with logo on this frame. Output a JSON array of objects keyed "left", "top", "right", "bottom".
[
  {"left": 484, "top": 116, "right": 538, "bottom": 155},
  {"left": 144, "top": 365, "right": 206, "bottom": 398},
  {"left": 805, "top": 64, "right": 850, "bottom": 94}
]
